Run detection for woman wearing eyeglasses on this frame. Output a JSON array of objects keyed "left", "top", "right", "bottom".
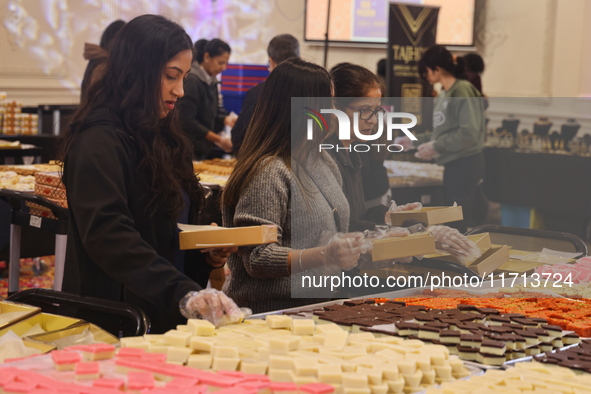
[
  {"left": 328, "top": 63, "right": 481, "bottom": 268},
  {"left": 327, "top": 63, "right": 391, "bottom": 232}
]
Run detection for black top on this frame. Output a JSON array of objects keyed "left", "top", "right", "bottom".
[
  {"left": 359, "top": 152, "right": 390, "bottom": 201},
  {"left": 179, "top": 66, "right": 228, "bottom": 159},
  {"left": 231, "top": 82, "right": 264, "bottom": 156},
  {"left": 62, "top": 108, "right": 213, "bottom": 333},
  {"left": 327, "top": 135, "right": 389, "bottom": 232}
]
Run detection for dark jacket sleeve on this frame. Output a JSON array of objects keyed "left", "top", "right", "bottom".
[
  {"left": 214, "top": 101, "right": 229, "bottom": 134},
  {"left": 179, "top": 76, "right": 212, "bottom": 145},
  {"left": 231, "top": 84, "right": 262, "bottom": 155},
  {"left": 65, "top": 128, "right": 203, "bottom": 313}
]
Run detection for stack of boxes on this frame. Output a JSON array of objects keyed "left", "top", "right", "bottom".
[
  {"left": 26, "top": 172, "right": 68, "bottom": 219},
  {"left": 0, "top": 92, "right": 39, "bottom": 135}
]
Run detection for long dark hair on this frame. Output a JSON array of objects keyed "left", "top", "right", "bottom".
[
  {"left": 61, "top": 14, "right": 203, "bottom": 218},
  {"left": 194, "top": 38, "right": 231, "bottom": 64},
  {"left": 418, "top": 45, "right": 466, "bottom": 81},
  {"left": 223, "top": 58, "right": 332, "bottom": 208},
  {"left": 330, "top": 63, "right": 383, "bottom": 106}
]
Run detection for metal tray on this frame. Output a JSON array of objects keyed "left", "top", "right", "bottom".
[{"left": 249, "top": 282, "right": 562, "bottom": 318}]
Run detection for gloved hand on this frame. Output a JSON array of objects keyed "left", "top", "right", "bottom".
[
  {"left": 394, "top": 136, "right": 414, "bottom": 151},
  {"left": 180, "top": 289, "right": 252, "bottom": 327},
  {"left": 428, "top": 225, "right": 482, "bottom": 265},
  {"left": 385, "top": 201, "right": 423, "bottom": 224},
  {"left": 415, "top": 141, "right": 438, "bottom": 161},
  {"left": 320, "top": 232, "right": 366, "bottom": 271}
]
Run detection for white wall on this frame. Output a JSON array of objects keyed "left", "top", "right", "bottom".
[{"left": 0, "top": 0, "right": 589, "bottom": 136}]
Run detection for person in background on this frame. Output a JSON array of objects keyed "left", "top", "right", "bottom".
[
  {"left": 376, "top": 58, "right": 386, "bottom": 90},
  {"left": 179, "top": 38, "right": 235, "bottom": 159},
  {"left": 222, "top": 58, "right": 365, "bottom": 313},
  {"left": 81, "top": 19, "right": 126, "bottom": 98},
  {"left": 397, "top": 45, "right": 486, "bottom": 233},
  {"left": 231, "top": 34, "right": 300, "bottom": 156},
  {"left": 462, "top": 53, "right": 485, "bottom": 96},
  {"left": 329, "top": 63, "right": 480, "bottom": 267},
  {"left": 331, "top": 63, "right": 391, "bottom": 210},
  {"left": 62, "top": 15, "right": 240, "bottom": 333}
]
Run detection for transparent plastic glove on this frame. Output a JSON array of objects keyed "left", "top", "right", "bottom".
[
  {"left": 373, "top": 225, "right": 410, "bottom": 240},
  {"left": 428, "top": 225, "right": 482, "bottom": 265},
  {"left": 215, "top": 136, "right": 233, "bottom": 153},
  {"left": 394, "top": 136, "right": 413, "bottom": 150},
  {"left": 415, "top": 141, "right": 439, "bottom": 161},
  {"left": 180, "top": 289, "right": 252, "bottom": 327},
  {"left": 385, "top": 200, "right": 423, "bottom": 224},
  {"left": 320, "top": 232, "right": 365, "bottom": 271},
  {"left": 224, "top": 112, "right": 238, "bottom": 128}
]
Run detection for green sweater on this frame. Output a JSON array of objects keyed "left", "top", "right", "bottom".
[{"left": 417, "top": 79, "right": 485, "bottom": 165}]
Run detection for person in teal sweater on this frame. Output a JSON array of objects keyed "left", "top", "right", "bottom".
[{"left": 397, "top": 46, "right": 486, "bottom": 232}]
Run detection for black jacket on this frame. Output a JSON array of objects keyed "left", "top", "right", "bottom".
[
  {"left": 179, "top": 64, "right": 228, "bottom": 159},
  {"left": 231, "top": 82, "right": 263, "bottom": 156},
  {"left": 327, "top": 135, "right": 389, "bottom": 232},
  {"left": 62, "top": 108, "right": 213, "bottom": 333}
]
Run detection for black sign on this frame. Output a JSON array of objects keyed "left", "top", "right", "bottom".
[{"left": 387, "top": 3, "right": 439, "bottom": 133}]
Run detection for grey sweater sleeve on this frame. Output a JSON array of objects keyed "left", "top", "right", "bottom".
[{"left": 229, "top": 160, "right": 292, "bottom": 278}]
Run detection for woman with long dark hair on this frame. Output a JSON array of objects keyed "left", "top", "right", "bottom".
[
  {"left": 221, "top": 58, "right": 365, "bottom": 313},
  {"left": 398, "top": 45, "right": 486, "bottom": 232},
  {"left": 179, "top": 38, "right": 235, "bottom": 159},
  {"left": 61, "top": 15, "right": 240, "bottom": 333}
]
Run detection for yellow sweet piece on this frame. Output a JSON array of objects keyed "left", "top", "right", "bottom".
[
  {"left": 356, "top": 367, "right": 382, "bottom": 385},
  {"left": 240, "top": 360, "right": 268, "bottom": 375},
  {"left": 291, "top": 319, "right": 315, "bottom": 335},
  {"left": 268, "top": 369, "right": 295, "bottom": 382},
  {"left": 343, "top": 372, "right": 369, "bottom": 389},
  {"left": 190, "top": 336, "right": 217, "bottom": 352},
  {"left": 318, "top": 364, "right": 343, "bottom": 384},
  {"left": 211, "top": 357, "right": 240, "bottom": 371},
  {"left": 187, "top": 354, "right": 212, "bottom": 369},
  {"left": 421, "top": 369, "right": 436, "bottom": 385},
  {"left": 294, "top": 376, "right": 318, "bottom": 385},
  {"left": 188, "top": 319, "right": 215, "bottom": 336},
  {"left": 148, "top": 344, "right": 169, "bottom": 354},
  {"left": 292, "top": 358, "right": 319, "bottom": 377},
  {"left": 324, "top": 331, "right": 349, "bottom": 350},
  {"left": 343, "top": 389, "right": 371, "bottom": 394},
  {"left": 369, "top": 383, "right": 389, "bottom": 394},
  {"left": 395, "top": 360, "right": 417, "bottom": 375},
  {"left": 375, "top": 364, "right": 399, "bottom": 381},
  {"left": 167, "top": 347, "right": 193, "bottom": 363},
  {"left": 385, "top": 378, "right": 405, "bottom": 394},
  {"left": 212, "top": 346, "right": 239, "bottom": 358},
  {"left": 269, "top": 355, "right": 294, "bottom": 370},
  {"left": 403, "top": 370, "right": 423, "bottom": 387},
  {"left": 266, "top": 315, "right": 292, "bottom": 329},
  {"left": 269, "top": 335, "right": 301, "bottom": 352},
  {"left": 164, "top": 329, "right": 191, "bottom": 347}
]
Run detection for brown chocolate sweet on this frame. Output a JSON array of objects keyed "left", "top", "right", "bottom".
[
  {"left": 489, "top": 315, "right": 511, "bottom": 324},
  {"left": 440, "top": 330, "right": 461, "bottom": 338},
  {"left": 424, "top": 322, "right": 450, "bottom": 330},
  {"left": 414, "top": 312, "right": 435, "bottom": 322},
  {"left": 477, "top": 308, "right": 500, "bottom": 315},
  {"left": 460, "top": 334, "right": 483, "bottom": 342},
  {"left": 481, "top": 340, "right": 504, "bottom": 348}
]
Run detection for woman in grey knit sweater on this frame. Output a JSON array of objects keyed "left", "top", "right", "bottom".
[{"left": 222, "top": 58, "right": 366, "bottom": 313}]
